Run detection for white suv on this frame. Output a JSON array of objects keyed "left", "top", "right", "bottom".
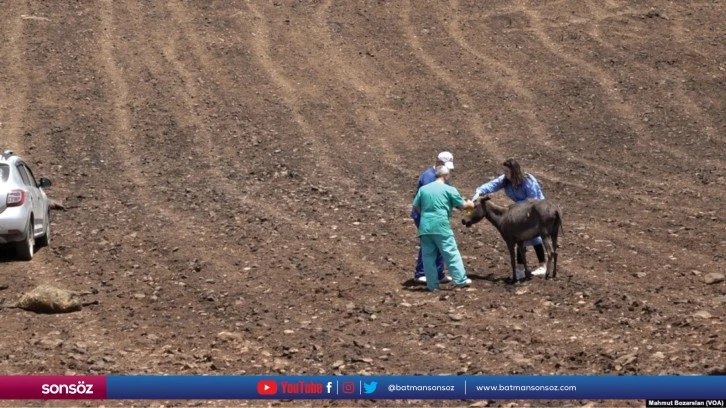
[{"left": 0, "top": 150, "right": 52, "bottom": 260}]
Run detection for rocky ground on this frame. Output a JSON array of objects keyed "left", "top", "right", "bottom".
[{"left": 0, "top": 0, "right": 724, "bottom": 407}]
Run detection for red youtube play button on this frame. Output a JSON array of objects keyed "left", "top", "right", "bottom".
[{"left": 257, "top": 380, "right": 278, "bottom": 395}]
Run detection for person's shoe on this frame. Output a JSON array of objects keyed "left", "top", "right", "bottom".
[
  {"left": 439, "top": 276, "right": 453, "bottom": 284},
  {"left": 415, "top": 276, "right": 427, "bottom": 284},
  {"left": 456, "top": 278, "right": 472, "bottom": 288},
  {"left": 531, "top": 265, "right": 547, "bottom": 276}
]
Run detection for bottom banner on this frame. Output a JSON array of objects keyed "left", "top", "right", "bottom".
[{"left": 0, "top": 376, "right": 723, "bottom": 400}]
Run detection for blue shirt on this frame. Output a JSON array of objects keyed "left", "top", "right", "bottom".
[{"left": 474, "top": 173, "right": 545, "bottom": 204}]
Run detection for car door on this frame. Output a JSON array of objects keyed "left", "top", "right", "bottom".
[
  {"left": 17, "top": 163, "right": 42, "bottom": 235},
  {"left": 23, "top": 164, "right": 47, "bottom": 232},
  {"left": 0, "top": 164, "right": 9, "bottom": 215}
]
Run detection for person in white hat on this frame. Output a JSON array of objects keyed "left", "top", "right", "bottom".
[{"left": 410, "top": 151, "right": 456, "bottom": 284}]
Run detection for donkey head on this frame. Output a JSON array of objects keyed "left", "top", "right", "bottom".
[{"left": 462, "top": 195, "right": 490, "bottom": 227}]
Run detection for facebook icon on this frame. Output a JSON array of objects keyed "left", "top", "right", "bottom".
[{"left": 326, "top": 382, "right": 333, "bottom": 394}]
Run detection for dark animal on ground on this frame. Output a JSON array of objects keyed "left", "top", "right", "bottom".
[{"left": 462, "top": 195, "right": 563, "bottom": 282}]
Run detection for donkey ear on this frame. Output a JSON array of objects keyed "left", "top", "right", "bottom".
[{"left": 480, "top": 195, "right": 491, "bottom": 202}]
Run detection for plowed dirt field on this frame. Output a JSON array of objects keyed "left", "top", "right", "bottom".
[{"left": 0, "top": 1, "right": 724, "bottom": 407}]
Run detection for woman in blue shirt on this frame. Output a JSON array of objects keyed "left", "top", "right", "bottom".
[{"left": 472, "top": 159, "right": 547, "bottom": 278}]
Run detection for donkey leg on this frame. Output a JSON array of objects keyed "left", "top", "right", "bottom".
[
  {"left": 507, "top": 241, "right": 518, "bottom": 283},
  {"left": 542, "top": 236, "right": 555, "bottom": 279},
  {"left": 551, "top": 235, "right": 559, "bottom": 278},
  {"left": 552, "top": 251, "right": 558, "bottom": 278},
  {"left": 518, "top": 243, "right": 532, "bottom": 279}
]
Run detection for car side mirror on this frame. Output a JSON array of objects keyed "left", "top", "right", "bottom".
[{"left": 39, "top": 178, "right": 52, "bottom": 188}]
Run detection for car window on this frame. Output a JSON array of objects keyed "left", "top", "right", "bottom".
[
  {"left": 16, "top": 164, "right": 32, "bottom": 187},
  {"left": 23, "top": 164, "right": 38, "bottom": 187},
  {"left": 0, "top": 164, "right": 8, "bottom": 183}
]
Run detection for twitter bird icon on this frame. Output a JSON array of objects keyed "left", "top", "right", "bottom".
[{"left": 362, "top": 381, "right": 377, "bottom": 394}]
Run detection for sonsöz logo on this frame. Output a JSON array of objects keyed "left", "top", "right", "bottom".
[{"left": 41, "top": 381, "right": 94, "bottom": 395}]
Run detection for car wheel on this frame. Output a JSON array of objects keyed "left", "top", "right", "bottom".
[
  {"left": 16, "top": 219, "right": 34, "bottom": 261},
  {"left": 37, "top": 210, "right": 50, "bottom": 248}
]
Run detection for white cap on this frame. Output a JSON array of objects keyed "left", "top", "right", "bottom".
[{"left": 437, "top": 151, "right": 454, "bottom": 169}]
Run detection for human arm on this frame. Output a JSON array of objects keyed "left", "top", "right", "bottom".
[
  {"left": 450, "top": 189, "right": 474, "bottom": 211},
  {"left": 472, "top": 175, "right": 505, "bottom": 200}
]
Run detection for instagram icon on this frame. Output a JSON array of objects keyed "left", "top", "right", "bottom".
[{"left": 341, "top": 382, "right": 355, "bottom": 394}]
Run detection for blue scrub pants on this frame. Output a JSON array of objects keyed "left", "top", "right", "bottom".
[
  {"left": 413, "top": 214, "right": 444, "bottom": 280},
  {"left": 420, "top": 234, "right": 467, "bottom": 291}
]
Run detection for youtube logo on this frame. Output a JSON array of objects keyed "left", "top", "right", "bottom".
[{"left": 257, "top": 380, "right": 278, "bottom": 395}]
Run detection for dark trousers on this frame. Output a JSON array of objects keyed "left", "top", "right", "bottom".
[
  {"left": 517, "top": 243, "right": 546, "bottom": 265},
  {"left": 413, "top": 215, "right": 444, "bottom": 279}
]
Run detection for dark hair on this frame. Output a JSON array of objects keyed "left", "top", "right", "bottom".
[{"left": 503, "top": 158, "right": 525, "bottom": 188}]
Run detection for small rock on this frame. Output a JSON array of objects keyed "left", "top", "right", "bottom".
[
  {"left": 706, "top": 366, "right": 726, "bottom": 375},
  {"left": 49, "top": 199, "right": 66, "bottom": 211},
  {"left": 635, "top": 272, "right": 647, "bottom": 278},
  {"left": 332, "top": 360, "right": 345, "bottom": 369},
  {"left": 693, "top": 310, "right": 712, "bottom": 319},
  {"left": 469, "top": 401, "right": 489, "bottom": 407},
  {"left": 715, "top": 296, "right": 726, "bottom": 305},
  {"left": 133, "top": 293, "right": 146, "bottom": 299},
  {"left": 283, "top": 329, "right": 294, "bottom": 334},
  {"left": 353, "top": 357, "right": 374, "bottom": 364},
  {"left": 400, "top": 302, "right": 412, "bottom": 307},
  {"left": 217, "top": 331, "right": 241, "bottom": 342},
  {"left": 614, "top": 352, "right": 638, "bottom": 367},
  {"left": 703, "top": 273, "right": 725, "bottom": 285},
  {"left": 652, "top": 352, "right": 665, "bottom": 359},
  {"left": 39, "top": 338, "right": 63, "bottom": 349},
  {"left": 147, "top": 334, "right": 159, "bottom": 341},
  {"left": 449, "top": 314, "right": 464, "bottom": 321}
]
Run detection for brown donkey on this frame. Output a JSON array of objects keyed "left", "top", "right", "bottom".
[{"left": 462, "top": 195, "right": 563, "bottom": 282}]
